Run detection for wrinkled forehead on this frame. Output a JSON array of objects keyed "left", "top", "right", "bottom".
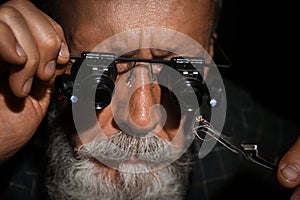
[{"left": 56, "top": 0, "right": 216, "bottom": 54}]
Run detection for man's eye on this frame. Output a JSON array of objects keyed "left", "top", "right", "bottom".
[
  {"left": 120, "top": 51, "right": 137, "bottom": 58},
  {"left": 151, "top": 49, "right": 176, "bottom": 60},
  {"left": 153, "top": 53, "right": 177, "bottom": 60}
]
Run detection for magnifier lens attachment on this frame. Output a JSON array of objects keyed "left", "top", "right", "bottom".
[
  {"left": 55, "top": 52, "right": 222, "bottom": 111},
  {"left": 55, "top": 52, "right": 117, "bottom": 110},
  {"left": 82, "top": 74, "right": 115, "bottom": 110},
  {"left": 172, "top": 77, "right": 203, "bottom": 112}
]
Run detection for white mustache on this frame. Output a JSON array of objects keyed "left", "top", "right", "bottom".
[{"left": 75, "top": 131, "right": 182, "bottom": 167}]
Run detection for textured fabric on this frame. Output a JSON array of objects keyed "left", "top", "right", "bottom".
[
  {"left": 0, "top": 77, "right": 299, "bottom": 200},
  {"left": 0, "top": 138, "right": 44, "bottom": 200}
]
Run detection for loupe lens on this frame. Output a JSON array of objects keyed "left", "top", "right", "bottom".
[
  {"left": 94, "top": 75, "right": 115, "bottom": 110},
  {"left": 83, "top": 75, "right": 115, "bottom": 110},
  {"left": 173, "top": 78, "right": 203, "bottom": 112}
]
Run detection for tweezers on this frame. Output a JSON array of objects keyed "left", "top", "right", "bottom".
[{"left": 193, "top": 116, "right": 277, "bottom": 171}]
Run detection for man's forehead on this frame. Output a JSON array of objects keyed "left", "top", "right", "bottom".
[
  {"left": 71, "top": 28, "right": 207, "bottom": 58},
  {"left": 61, "top": 0, "right": 215, "bottom": 55}
]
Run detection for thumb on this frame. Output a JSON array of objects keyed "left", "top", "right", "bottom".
[{"left": 277, "top": 136, "right": 300, "bottom": 188}]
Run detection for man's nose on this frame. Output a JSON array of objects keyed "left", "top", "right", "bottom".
[
  {"left": 129, "top": 67, "right": 162, "bottom": 131},
  {"left": 112, "top": 49, "right": 165, "bottom": 137}
]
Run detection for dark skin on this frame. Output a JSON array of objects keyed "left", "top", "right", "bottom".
[
  {"left": 0, "top": 0, "right": 300, "bottom": 198},
  {"left": 0, "top": 0, "right": 70, "bottom": 162}
]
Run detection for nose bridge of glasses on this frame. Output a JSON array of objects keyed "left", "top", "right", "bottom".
[
  {"left": 115, "top": 57, "right": 165, "bottom": 86},
  {"left": 126, "top": 63, "right": 156, "bottom": 90}
]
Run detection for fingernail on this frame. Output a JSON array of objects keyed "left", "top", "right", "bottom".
[
  {"left": 16, "top": 43, "right": 26, "bottom": 57},
  {"left": 292, "top": 195, "right": 300, "bottom": 200},
  {"left": 23, "top": 77, "right": 33, "bottom": 95},
  {"left": 59, "top": 42, "right": 70, "bottom": 59},
  {"left": 281, "top": 165, "right": 299, "bottom": 181},
  {"left": 44, "top": 60, "right": 56, "bottom": 77}
]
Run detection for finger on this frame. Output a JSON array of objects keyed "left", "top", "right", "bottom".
[
  {"left": 42, "top": 12, "right": 70, "bottom": 65},
  {"left": 6, "top": 1, "right": 64, "bottom": 82},
  {"left": 40, "top": 15, "right": 70, "bottom": 86},
  {"left": 277, "top": 136, "right": 300, "bottom": 188},
  {"left": 0, "top": 21, "right": 27, "bottom": 66},
  {"left": 0, "top": 6, "right": 39, "bottom": 97},
  {"left": 291, "top": 184, "right": 300, "bottom": 200}
]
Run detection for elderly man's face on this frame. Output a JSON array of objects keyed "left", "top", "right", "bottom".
[{"left": 45, "top": 0, "right": 216, "bottom": 199}]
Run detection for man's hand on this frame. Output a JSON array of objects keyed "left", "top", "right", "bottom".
[
  {"left": 277, "top": 136, "right": 300, "bottom": 199},
  {"left": 0, "top": 0, "right": 69, "bottom": 163}
]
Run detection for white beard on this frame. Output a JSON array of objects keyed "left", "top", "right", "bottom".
[{"left": 43, "top": 104, "right": 193, "bottom": 200}]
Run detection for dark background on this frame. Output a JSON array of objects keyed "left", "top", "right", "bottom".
[{"left": 215, "top": 0, "right": 299, "bottom": 125}]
